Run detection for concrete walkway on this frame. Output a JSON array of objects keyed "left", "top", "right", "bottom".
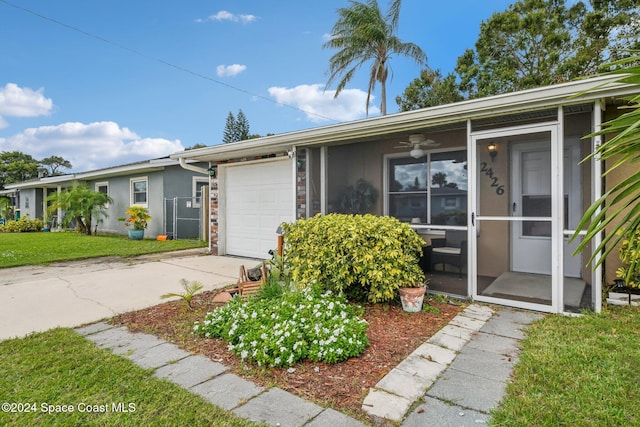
[
  {"left": 2, "top": 252, "right": 544, "bottom": 425},
  {"left": 75, "top": 321, "right": 368, "bottom": 427},
  {"left": 74, "top": 303, "right": 542, "bottom": 427}
]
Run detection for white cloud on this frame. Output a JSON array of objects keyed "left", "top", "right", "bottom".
[
  {"left": 196, "top": 10, "right": 257, "bottom": 24},
  {"left": 268, "top": 84, "right": 379, "bottom": 123},
  {"left": 0, "top": 83, "right": 53, "bottom": 129},
  {"left": 216, "top": 64, "right": 247, "bottom": 77},
  {"left": 0, "top": 121, "right": 184, "bottom": 172}
]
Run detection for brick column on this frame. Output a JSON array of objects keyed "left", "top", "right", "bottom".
[
  {"left": 296, "top": 148, "right": 307, "bottom": 220},
  {"left": 209, "top": 165, "right": 219, "bottom": 255}
]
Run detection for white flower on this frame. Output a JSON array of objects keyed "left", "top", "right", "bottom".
[{"left": 240, "top": 350, "right": 248, "bottom": 359}]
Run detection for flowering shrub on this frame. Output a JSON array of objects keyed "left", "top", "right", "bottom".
[
  {"left": 194, "top": 288, "right": 369, "bottom": 367},
  {"left": 282, "top": 213, "right": 425, "bottom": 303}
]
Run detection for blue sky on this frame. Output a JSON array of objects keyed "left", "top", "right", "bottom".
[{"left": 0, "top": 0, "right": 515, "bottom": 172}]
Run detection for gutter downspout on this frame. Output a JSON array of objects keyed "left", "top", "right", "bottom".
[{"left": 178, "top": 157, "right": 209, "bottom": 175}]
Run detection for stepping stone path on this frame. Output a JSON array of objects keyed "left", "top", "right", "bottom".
[{"left": 75, "top": 322, "right": 367, "bottom": 427}]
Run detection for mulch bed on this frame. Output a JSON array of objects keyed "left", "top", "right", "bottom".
[{"left": 113, "top": 290, "right": 463, "bottom": 422}]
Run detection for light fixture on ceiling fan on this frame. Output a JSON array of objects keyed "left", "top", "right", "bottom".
[{"left": 394, "top": 134, "right": 440, "bottom": 158}]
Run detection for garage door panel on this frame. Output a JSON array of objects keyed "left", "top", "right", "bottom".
[{"left": 225, "top": 160, "right": 294, "bottom": 258}]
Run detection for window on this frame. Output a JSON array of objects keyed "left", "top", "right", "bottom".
[
  {"left": 192, "top": 177, "right": 209, "bottom": 208},
  {"left": 95, "top": 181, "right": 109, "bottom": 195},
  {"left": 95, "top": 181, "right": 109, "bottom": 207},
  {"left": 386, "top": 150, "right": 467, "bottom": 225},
  {"left": 130, "top": 177, "right": 148, "bottom": 206}
]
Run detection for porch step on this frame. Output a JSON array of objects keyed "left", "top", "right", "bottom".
[{"left": 607, "top": 292, "right": 640, "bottom": 307}]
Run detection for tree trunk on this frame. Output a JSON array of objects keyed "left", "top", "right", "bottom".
[{"left": 380, "top": 79, "right": 387, "bottom": 115}]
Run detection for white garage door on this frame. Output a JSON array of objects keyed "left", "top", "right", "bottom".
[{"left": 225, "top": 159, "right": 294, "bottom": 258}]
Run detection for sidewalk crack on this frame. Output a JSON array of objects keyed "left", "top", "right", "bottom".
[{"left": 62, "top": 277, "right": 117, "bottom": 316}]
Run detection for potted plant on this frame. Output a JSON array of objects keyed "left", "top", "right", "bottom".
[
  {"left": 119, "top": 206, "right": 151, "bottom": 240},
  {"left": 398, "top": 281, "right": 429, "bottom": 312}
]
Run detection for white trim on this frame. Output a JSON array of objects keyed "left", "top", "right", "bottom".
[
  {"left": 191, "top": 176, "right": 209, "bottom": 208},
  {"left": 553, "top": 106, "right": 563, "bottom": 313},
  {"left": 172, "top": 75, "right": 633, "bottom": 163},
  {"left": 592, "top": 99, "right": 604, "bottom": 313},
  {"left": 129, "top": 176, "right": 148, "bottom": 208},
  {"left": 471, "top": 122, "right": 565, "bottom": 312},
  {"left": 467, "top": 119, "right": 475, "bottom": 299},
  {"left": 95, "top": 181, "right": 110, "bottom": 208}
]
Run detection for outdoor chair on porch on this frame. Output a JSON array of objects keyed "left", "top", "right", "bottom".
[{"left": 430, "top": 230, "right": 467, "bottom": 278}]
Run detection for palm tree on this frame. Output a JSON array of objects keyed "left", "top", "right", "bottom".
[
  {"left": 47, "top": 182, "right": 112, "bottom": 235},
  {"left": 572, "top": 55, "right": 640, "bottom": 266},
  {"left": 324, "top": 0, "right": 427, "bottom": 116}
]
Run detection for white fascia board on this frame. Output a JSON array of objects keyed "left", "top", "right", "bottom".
[
  {"left": 5, "top": 174, "right": 78, "bottom": 190},
  {"left": 75, "top": 162, "right": 173, "bottom": 180},
  {"left": 172, "top": 74, "right": 636, "bottom": 163}
]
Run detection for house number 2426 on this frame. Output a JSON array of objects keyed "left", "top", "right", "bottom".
[{"left": 480, "top": 162, "right": 505, "bottom": 195}]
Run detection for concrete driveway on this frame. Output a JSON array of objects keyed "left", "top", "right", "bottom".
[{"left": 0, "top": 250, "right": 256, "bottom": 341}]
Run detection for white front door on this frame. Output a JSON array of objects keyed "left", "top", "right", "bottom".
[
  {"left": 510, "top": 141, "right": 582, "bottom": 276},
  {"left": 510, "top": 142, "right": 552, "bottom": 274}
]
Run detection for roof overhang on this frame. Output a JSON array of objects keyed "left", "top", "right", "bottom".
[
  {"left": 4, "top": 158, "right": 192, "bottom": 190},
  {"left": 172, "top": 74, "right": 638, "bottom": 163}
]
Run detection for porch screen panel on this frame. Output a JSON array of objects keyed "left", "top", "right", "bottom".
[
  {"left": 388, "top": 157, "right": 427, "bottom": 223},
  {"left": 430, "top": 151, "right": 467, "bottom": 226},
  {"left": 387, "top": 150, "right": 467, "bottom": 225}
]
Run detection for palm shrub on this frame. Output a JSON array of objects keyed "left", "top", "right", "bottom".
[
  {"left": 572, "top": 54, "right": 640, "bottom": 266},
  {"left": 281, "top": 213, "right": 425, "bottom": 303}
]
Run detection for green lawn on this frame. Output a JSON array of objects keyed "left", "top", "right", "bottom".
[
  {"left": 491, "top": 305, "right": 640, "bottom": 426},
  {"left": 0, "top": 328, "right": 257, "bottom": 427},
  {"left": 0, "top": 232, "right": 207, "bottom": 268}
]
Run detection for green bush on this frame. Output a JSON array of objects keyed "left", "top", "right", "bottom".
[
  {"left": 282, "top": 214, "right": 425, "bottom": 303},
  {"left": 194, "top": 288, "right": 368, "bottom": 367},
  {"left": 0, "top": 216, "right": 43, "bottom": 233}
]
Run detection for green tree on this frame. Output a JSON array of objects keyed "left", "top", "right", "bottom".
[
  {"left": 222, "top": 110, "right": 251, "bottom": 143},
  {"left": 223, "top": 111, "right": 238, "bottom": 144},
  {"left": 456, "top": 0, "right": 573, "bottom": 98},
  {"left": 432, "top": 172, "right": 448, "bottom": 188},
  {"left": 324, "top": 0, "right": 427, "bottom": 115},
  {"left": 39, "top": 155, "right": 72, "bottom": 176},
  {"left": 396, "top": 69, "right": 463, "bottom": 111},
  {"left": 456, "top": 0, "right": 640, "bottom": 99},
  {"left": 562, "top": 0, "right": 640, "bottom": 79},
  {"left": 236, "top": 109, "right": 250, "bottom": 141},
  {"left": 185, "top": 144, "right": 208, "bottom": 150},
  {"left": 0, "top": 151, "right": 38, "bottom": 189},
  {"left": 572, "top": 55, "right": 640, "bottom": 266},
  {"left": 46, "top": 182, "right": 112, "bottom": 235}
]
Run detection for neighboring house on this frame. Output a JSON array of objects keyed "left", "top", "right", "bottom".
[
  {"left": 172, "top": 74, "right": 640, "bottom": 314},
  {"left": 4, "top": 157, "right": 209, "bottom": 239}
]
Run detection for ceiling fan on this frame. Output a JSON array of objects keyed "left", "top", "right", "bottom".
[{"left": 394, "top": 134, "right": 440, "bottom": 158}]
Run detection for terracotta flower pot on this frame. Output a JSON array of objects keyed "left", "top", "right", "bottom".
[{"left": 399, "top": 287, "right": 426, "bottom": 312}]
